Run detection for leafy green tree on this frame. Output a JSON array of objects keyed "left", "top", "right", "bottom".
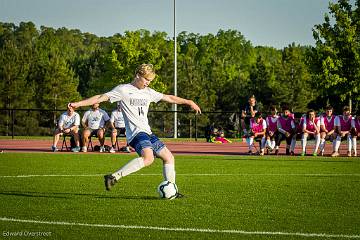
[
  {"left": 273, "top": 44, "right": 314, "bottom": 112},
  {"left": 0, "top": 22, "right": 38, "bottom": 135},
  {"left": 248, "top": 56, "right": 274, "bottom": 108},
  {"left": 0, "top": 39, "right": 32, "bottom": 109},
  {"left": 312, "top": 0, "right": 360, "bottom": 111},
  {"left": 32, "top": 26, "right": 81, "bottom": 109}
]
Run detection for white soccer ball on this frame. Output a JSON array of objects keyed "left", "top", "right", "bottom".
[{"left": 157, "top": 181, "right": 178, "bottom": 200}]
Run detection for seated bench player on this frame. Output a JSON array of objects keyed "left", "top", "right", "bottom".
[
  {"left": 51, "top": 105, "right": 81, "bottom": 152},
  {"left": 331, "top": 106, "right": 353, "bottom": 157},
  {"left": 81, "top": 103, "right": 110, "bottom": 152},
  {"left": 265, "top": 105, "right": 278, "bottom": 153},
  {"left": 247, "top": 112, "right": 267, "bottom": 155},
  {"left": 319, "top": 106, "right": 336, "bottom": 156},
  {"left": 275, "top": 105, "right": 296, "bottom": 155},
  {"left": 300, "top": 109, "right": 320, "bottom": 156}
]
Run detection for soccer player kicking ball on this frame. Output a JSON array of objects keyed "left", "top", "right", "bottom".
[{"left": 69, "top": 64, "right": 201, "bottom": 197}]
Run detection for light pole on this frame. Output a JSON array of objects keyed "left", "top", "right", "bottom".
[{"left": 173, "top": 0, "right": 178, "bottom": 138}]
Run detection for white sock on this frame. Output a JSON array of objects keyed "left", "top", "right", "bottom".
[
  {"left": 334, "top": 136, "right": 341, "bottom": 152},
  {"left": 314, "top": 135, "right": 320, "bottom": 153},
  {"left": 248, "top": 137, "right": 254, "bottom": 150},
  {"left": 271, "top": 140, "right": 276, "bottom": 150},
  {"left": 163, "top": 164, "right": 176, "bottom": 183},
  {"left": 319, "top": 139, "right": 325, "bottom": 152},
  {"left": 113, "top": 157, "right": 145, "bottom": 181},
  {"left": 348, "top": 135, "right": 352, "bottom": 152},
  {"left": 301, "top": 135, "right": 307, "bottom": 153},
  {"left": 353, "top": 138, "right": 357, "bottom": 154}
]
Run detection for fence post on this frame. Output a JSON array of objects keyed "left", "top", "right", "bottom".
[
  {"left": 189, "top": 118, "right": 192, "bottom": 139},
  {"left": 11, "top": 109, "right": 15, "bottom": 139},
  {"left": 195, "top": 114, "right": 197, "bottom": 141}
]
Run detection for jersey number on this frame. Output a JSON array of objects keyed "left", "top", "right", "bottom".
[{"left": 138, "top": 107, "right": 144, "bottom": 116}]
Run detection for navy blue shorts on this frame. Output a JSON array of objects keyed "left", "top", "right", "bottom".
[{"left": 129, "top": 132, "right": 165, "bottom": 157}]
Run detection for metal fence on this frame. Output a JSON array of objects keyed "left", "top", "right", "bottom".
[{"left": 0, "top": 109, "right": 242, "bottom": 140}]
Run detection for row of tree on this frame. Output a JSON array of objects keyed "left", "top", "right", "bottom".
[{"left": 0, "top": 0, "right": 360, "bottom": 136}]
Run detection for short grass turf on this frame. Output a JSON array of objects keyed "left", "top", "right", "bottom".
[{"left": 0, "top": 153, "right": 359, "bottom": 240}]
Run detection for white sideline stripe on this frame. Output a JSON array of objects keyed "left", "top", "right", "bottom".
[
  {"left": 0, "top": 173, "right": 360, "bottom": 178},
  {"left": 0, "top": 217, "right": 359, "bottom": 239}
]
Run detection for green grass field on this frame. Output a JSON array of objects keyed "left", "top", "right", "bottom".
[{"left": 0, "top": 153, "right": 359, "bottom": 239}]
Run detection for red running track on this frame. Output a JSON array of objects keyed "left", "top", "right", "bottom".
[{"left": 0, "top": 139, "right": 358, "bottom": 157}]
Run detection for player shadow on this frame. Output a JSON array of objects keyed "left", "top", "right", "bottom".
[
  {"left": 0, "top": 190, "right": 158, "bottom": 201},
  {"left": 97, "top": 195, "right": 159, "bottom": 200},
  {"left": 0, "top": 190, "right": 68, "bottom": 199}
]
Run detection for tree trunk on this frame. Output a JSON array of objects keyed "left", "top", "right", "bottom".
[{"left": 349, "top": 92, "right": 352, "bottom": 113}]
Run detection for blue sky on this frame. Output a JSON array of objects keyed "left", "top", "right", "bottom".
[{"left": 0, "top": 0, "right": 335, "bottom": 49}]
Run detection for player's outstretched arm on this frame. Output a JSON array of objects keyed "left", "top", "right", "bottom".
[
  {"left": 69, "top": 94, "right": 109, "bottom": 109},
  {"left": 162, "top": 94, "right": 201, "bottom": 114}
]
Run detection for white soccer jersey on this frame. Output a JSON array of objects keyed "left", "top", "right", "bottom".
[
  {"left": 110, "top": 110, "right": 125, "bottom": 128},
  {"left": 58, "top": 112, "right": 80, "bottom": 129},
  {"left": 250, "top": 119, "right": 267, "bottom": 130},
  {"left": 302, "top": 116, "right": 320, "bottom": 129},
  {"left": 82, "top": 108, "right": 110, "bottom": 129},
  {"left": 334, "top": 116, "right": 341, "bottom": 127},
  {"left": 334, "top": 115, "right": 353, "bottom": 132},
  {"left": 334, "top": 115, "right": 352, "bottom": 126},
  {"left": 351, "top": 117, "right": 360, "bottom": 129},
  {"left": 105, "top": 83, "right": 164, "bottom": 143},
  {"left": 319, "top": 115, "right": 326, "bottom": 125}
]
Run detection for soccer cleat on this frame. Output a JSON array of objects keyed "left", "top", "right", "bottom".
[
  {"left": 331, "top": 151, "right": 339, "bottom": 157},
  {"left": 248, "top": 150, "right": 253, "bottom": 155},
  {"left": 347, "top": 151, "right": 352, "bottom": 157},
  {"left": 259, "top": 150, "right": 265, "bottom": 156},
  {"left": 354, "top": 152, "right": 357, "bottom": 157},
  {"left": 275, "top": 149, "right": 279, "bottom": 155},
  {"left": 286, "top": 149, "right": 290, "bottom": 155},
  {"left": 104, "top": 174, "right": 117, "bottom": 191},
  {"left": 312, "top": 152, "right": 317, "bottom": 157},
  {"left": 120, "top": 146, "right": 131, "bottom": 153},
  {"left": 124, "top": 147, "right": 131, "bottom": 153},
  {"left": 109, "top": 147, "right": 116, "bottom": 153},
  {"left": 82, "top": 146, "right": 87, "bottom": 153},
  {"left": 51, "top": 146, "right": 58, "bottom": 152},
  {"left": 71, "top": 146, "right": 81, "bottom": 152},
  {"left": 290, "top": 151, "right": 295, "bottom": 156},
  {"left": 300, "top": 152, "right": 305, "bottom": 157},
  {"left": 99, "top": 146, "right": 105, "bottom": 153},
  {"left": 320, "top": 151, "right": 324, "bottom": 156}
]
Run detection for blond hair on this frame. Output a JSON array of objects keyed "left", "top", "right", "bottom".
[{"left": 135, "top": 64, "right": 156, "bottom": 80}]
